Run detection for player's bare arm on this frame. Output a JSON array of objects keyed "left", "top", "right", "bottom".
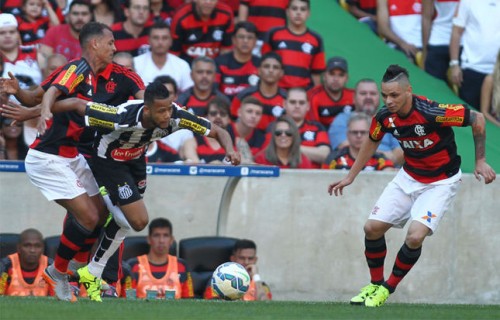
[
  {"left": 328, "top": 137, "right": 381, "bottom": 196},
  {"left": 208, "top": 124, "right": 241, "bottom": 166},
  {"left": 38, "top": 86, "right": 63, "bottom": 133},
  {"left": 0, "top": 72, "right": 44, "bottom": 107},
  {"left": 470, "top": 110, "right": 496, "bottom": 184},
  {"left": 0, "top": 101, "right": 42, "bottom": 124}
]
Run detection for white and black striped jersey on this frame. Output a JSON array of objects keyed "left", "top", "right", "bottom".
[{"left": 84, "top": 100, "right": 212, "bottom": 161}]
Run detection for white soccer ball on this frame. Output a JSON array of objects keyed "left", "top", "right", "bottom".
[{"left": 211, "top": 262, "right": 250, "bottom": 300}]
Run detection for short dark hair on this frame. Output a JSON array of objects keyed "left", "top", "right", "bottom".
[
  {"left": 144, "top": 80, "right": 170, "bottom": 106},
  {"left": 260, "top": 51, "right": 283, "bottom": 68},
  {"left": 148, "top": 218, "right": 173, "bottom": 236},
  {"left": 233, "top": 21, "right": 258, "bottom": 36},
  {"left": 19, "top": 228, "right": 44, "bottom": 244},
  {"left": 232, "top": 239, "right": 256, "bottom": 254},
  {"left": 240, "top": 96, "right": 263, "bottom": 109},
  {"left": 149, "top": 21, "right": 170, "bottom": 36},
  {"left": 382, "top": 65, "right": 409, "bottom": 83},
  {"left": 153, "top": 75, "right": 178, "bottom": 96},
  {"left": 79, "top": 22, "right": 112, "bottom": 47},
  {"left": 207, "top": 96, "right": 230, "bottom": 114},
  {"left": 288, "top": 0, "right": 310, "bottom": 9},
  {"left": 69, "top": 0, "right": 92, "bottom": 12}
]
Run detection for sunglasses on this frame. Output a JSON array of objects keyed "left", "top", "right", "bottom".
[
  {"left": 348, "top": 130, "right": 369, "bottom": 136},
  {"left": 274, "top": 130, "right": 293, "bottom": 137},
  {"left": 208, "top": 110, "right": 228, "bottom": 117}
]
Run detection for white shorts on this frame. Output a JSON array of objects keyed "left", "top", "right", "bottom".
[
  {"left": 25, "top": 149, "right": 100, "bottom": 201},
  {"left": 369, "top": 169, "right": 461, "bottom": 234}
]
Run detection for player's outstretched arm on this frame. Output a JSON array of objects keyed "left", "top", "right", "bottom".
[
  {"left": 328, "top": 137, "right": 382, "bottom": 196},
  {"left": 0, "top": 101, "right": 41, "bottom": 124},
  {"left": 208, "top": 124, "right": 241, "bottom": 166},
  {"left": 470, "top": 110, "right": 496, "bottom": 184}
]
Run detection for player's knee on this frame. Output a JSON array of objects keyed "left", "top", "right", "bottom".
[
  {"left": 130, "top": 217, "right": 149, "bottom": 232},
  {"left": 405, "top": 233, "right": 425, "bottom": 248}
]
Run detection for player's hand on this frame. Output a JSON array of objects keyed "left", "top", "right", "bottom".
[
  {"left": 474, "top": 160, "right": 496, "bottom": 184},
  {"left": 450, "top": 65, "right": 463, "bottom": 87},
  {"left": 246, "top": 264, "right": 258, "bottom": 277},
  {"left": 37, "top": 103, "right": 52, "bottom": 134},
  {"left": 0, "top": 72, "right": 20, "bottom": 95},
  {"left": 328, "top": 176, "right": 354, "bottom": 196},
  {"left": 1, "top": 101, "right": 32, "bottom": 123},
  {"left": 224, "top": 151, "right": 241, "bottom": 166}
]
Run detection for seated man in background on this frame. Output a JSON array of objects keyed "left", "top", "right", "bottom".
[
  {"left": 205, "top": 239, "right": 272, "bottom": 301},
  {"left": 0, "top": 228, "right": 53, "bottom": 297},
  {"left": 323, "top": 112, "right": 394, "bottom": 171},
  {"left": 122, "top": 218, "right": 194, "bottom": 299}
]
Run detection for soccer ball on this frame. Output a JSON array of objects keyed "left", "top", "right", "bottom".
[{"left": 211, "top": 262, "right": 250, "bottom": 300}]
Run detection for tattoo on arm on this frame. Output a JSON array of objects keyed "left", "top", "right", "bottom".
[{"left": 470, "top": 111, "right": 486, "bottom": 161}]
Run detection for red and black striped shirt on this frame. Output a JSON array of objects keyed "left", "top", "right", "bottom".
[
  {"left": 240, "top": 0, "right": 289, "bottom": 39},
  {"left": 228, "top": 123, "right": 266, "bottom": 156},
  {"left": 370, "top": 96, "right": 471, "bottom": 183},
  {"left": 111, "top": 22, "right": 152, "bottom": 57},
  {"left": 307, "top": 86, "right": 355, "bottom": 127},
  {"left": 17, "top": 16, "right": 50, "bottom": 46},
  {"left": 177, "top": 87, "right": 230, "bottom": 116},
  {"left": 170, "top": 2, "right": 234, "bottom": 63},
  {"left": 262, "top": 26, "right": 326, "bottom": 89},
  {"left": 322, "top": 146, "right": 394, "bottom": 170},
  {"left": 215, "top": 52, "right": 260, "bottom": 100},
  {"left": 230, "top": 85, "right": 287, "bottom": 131},
  {"left": 1, "top": 0, "right": 64, "bottom": 22}
]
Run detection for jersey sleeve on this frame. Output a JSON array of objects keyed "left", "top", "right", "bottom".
[
  {"left": 433, "top": 102, "right": 471, "bottom": 127},
  {"left": 50, "top": 60, "right": 88, "bottom": 95},
  {"left": 173, "top": 103, "right": 212, "bottom": 136},
  {"left": 369, "top": 116, "right": 386, "bottom": 142},
  {"left": 84, "top": 102, "right": 128, "bottom": 132}
]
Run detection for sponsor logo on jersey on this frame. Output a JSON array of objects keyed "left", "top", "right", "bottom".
[
  {"left": 302, "top": 130, "right": 315, "bottom": 141},
  {"left": 213, "top": 30, "right": 223, "bottom": 41},
  {"left": 438, "top": 103, "right": 464, "bottom": 111},
  {"left": 421, "top": 211, "right": 437, "bottom": 223},
  {"left": 414, "top": 125, "right": 426, "bottom": 136},
  {"left": 272, "top": 105, "right": 284, "bottom": 117},
  {"left": 186, "top": 46, "right": 219, "bottom": 58},
  {"left": 435, "top": 116, "right": 463, "bottom": 123},
  {"left": 69, "top": 74, "right": 84, "bottom": 92},
  {"left": 401, "top": 138, "right": 434, "bottom": 149},
  {"left": 111, "top": 146, "right": 146, "bottom": 161},
  {"left": 59, "top": 65, "right": 77, "bottom": 86},
  {"left": 179, "top": 118, "right": 207, "bottom": 135},
  {"left": 89, "top": 103, "right": 118, "bottom": 114},
  {"left": 118, "top": 184, "right": 133, "bottom": 200},
  {"left": 137, "top": 179, "right": 147, "bottom": 190},
  {"left": 301, "top": 42, "right": 313, "bottom": 54},
  {"left": 88, "top": 117, "right": 114, "bottom": 130},
  {"left": 105, "top": 80, "right": 117, "bottom": 93},
  {"left": 371, "top": 121, "right": 382, "bottom": 140}
]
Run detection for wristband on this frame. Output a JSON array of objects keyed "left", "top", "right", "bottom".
[
  {"left": 449, "top": 59, "right": 459, "bottom": 67},
  {"left": 253, "top": 274, "right": 261, "bottom": 282}
]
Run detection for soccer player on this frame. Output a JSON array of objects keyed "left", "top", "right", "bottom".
[
  {"left": 48, "top": 80, "right": 240, "bottom": 302},
  {"left": 328, "top": 65, "right": 496, "bottom": 307}
]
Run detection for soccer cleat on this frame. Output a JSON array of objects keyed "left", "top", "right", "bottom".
[
  {"left": 42, "top": 265, "right": 77, "bottom": 302},
  {"left": 77, "top": 266, "right": 102, "bottom": 302},
  {"left": 67, "top": 259, "right": 86, "bottom": 278},
  {"left": 350, "top": 283, "right": 379, "bottom": 305},
  {"left": 364, "top": 285, "right": 390, "bottom": 307}
]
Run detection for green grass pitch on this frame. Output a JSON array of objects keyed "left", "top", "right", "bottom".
[{"left": 1, "top": 297, "right": 499, "bottom": 320}]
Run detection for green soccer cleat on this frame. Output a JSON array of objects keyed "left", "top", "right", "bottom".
[
  {"left": 77, "top": 266, "right": 102, "bottom": 302},
  {"left": 364, "top": 285, "right": 390, "bottom": 307},
  {"left": 350, "top": 283, "right": 379, "bottom": 305}
]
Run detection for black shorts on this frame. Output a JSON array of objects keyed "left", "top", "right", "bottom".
[{"left": 91, "top": 157, "right": 147, "bottom": 206}]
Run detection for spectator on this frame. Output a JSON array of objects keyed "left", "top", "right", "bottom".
[
  {"left": 90, "top": 0, "right": 125, "bottom": 27},
  {"left": 182, "top": 96, "right": 235, "bottom": 164},
  {"left": 37, "top": 0, "right": 92, "bottom": 69},
  {"left": 230, "top": 96, "right": 266, "bottom": 163},
  {"left": 122, "top": 218, "right": 194, "bottom": 299},
  {"left": 329, "top": 78, "right": 403, "bottom": 166},
  {"left": 111, "top": 0, "right": 152, "bottom": 57},
  {"left": 17, "top": 0, "right": 60, "bottom": 46},
  {"left": 215, "top": 21, "right": 260, "bottom": 101},
  {"left": 345, "top": 0, "right": 377, "bottom": 33},
  {"left": 281, "top": 87, "right": 330, "bottom": 168},
  {"left": 1, "top": 113, "right": 28, "bottom": 160},
  {"left": 421, "top": 0, "right": 458, "bottom": 81},
  {"left": 0, "top": 13, "right": 42, "bottom": 90},
  {"left": 254, "top": 115, "right": 313, "bottom": 168},
  {"left": 480, "top": 50, "right": 500, "bottom": 127},
  {"left": 263, "top": 0, "right": 326, "bottom": 90},
  {"left": 238, "top": 0, "right": 288, "bottom": 55},
  {"left": 377, "top": 0, "right": 422, "bottom": 63},
  {"left": 112, "top": 52, "right": 135, "bottom": 71},
  {"left": 205, "top": 239, "right": 272, "bottom": 300},
  {"left": 0, "top": 228, "right": 53, "bottom": 297},
  {"left": 449, "top": 0, "right": 500, "bottom": 110},
  {"left": 230, "top": 51, "right": 286, "bottom": 131},
  {"left": 177, "top": 56, "right": 229, "bottom": 116},
  {"left": 134, "top": 22, "right": 193, "bottom": 90},
  {"left": 170, "top": 0, "right": 234, "bottom": 64},
  {"left": 149, "top": 0, "right": 184, "bottom": 25},
  {"left": 323, "top": 112, "right": 394, "bottom": 170},
  {"left": 1, "top": 0, "right": 64, "bottom": 22},
  {"left": 308, "top": 56, "right": 354, "bottom": 128}
]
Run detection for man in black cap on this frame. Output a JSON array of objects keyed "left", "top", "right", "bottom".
[{"left": 308, "top": 56, "right": 355, "bottom": 128}]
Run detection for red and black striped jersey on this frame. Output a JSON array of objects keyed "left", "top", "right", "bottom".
[
  {"left": 228, "top": 123, "right": 266, "bottom": 156},
  {"left": 307, "top": 85, "right": 355, "bottom": 127},
  {"left": 194, "top": 134, "right": 233, "bottom": 164},
  {"left": 262, "top": 26, "right": 326, "bottom": 89},
  {"left": 170, "top": 2, "right": 234, "bottom": 63},
  {"left": 240, "top": 0, "right": 288, "bottom": 39},
  {"left": 322, "top": 146, "right": 394, "bottom": 170},
  {"left": 0, "top": 0, "right": 64, "bottom": 22},
  {"left": 230, "top": 86, "right": 287, "bottom": 131},
  {"left": 215, "top": 52, "right": 260, "bottom": 100},
  {"left": 111, "top": 22, "right": 152, "bottom": 57},
  {"left": 33, "top": 61, "right": 145, "bottom": 157},
  {"left": 370, "top": 95, "right": 471, "bottom": 183},
  {"left": 177, "top": 87, "right": 230, "bottom": 116},
  {"left": 17, "top": 16, "right": 50, "bottom": 46}
]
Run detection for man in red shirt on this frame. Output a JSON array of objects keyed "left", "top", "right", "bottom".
[{"left": 329, "top": 64, "right": 496, "bottom": 307}]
